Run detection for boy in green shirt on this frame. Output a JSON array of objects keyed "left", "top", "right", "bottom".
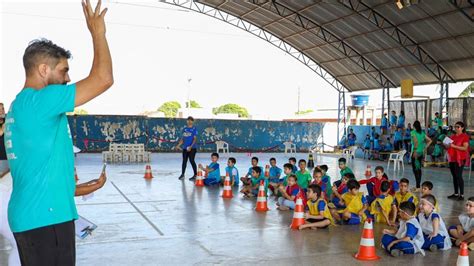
[
  {"left": 335, "top": 157, "right": 353, "bottom": 188},
  {"left": 296, "top": 159, "right": 312, "bottom": 190}
]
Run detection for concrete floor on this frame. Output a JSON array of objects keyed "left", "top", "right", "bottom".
[{"left": 1, "top": 152, "right": 473, "bottom": 265}]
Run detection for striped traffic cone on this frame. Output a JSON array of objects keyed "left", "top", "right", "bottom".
[
  {"left": 144, "top": 164, "right": 153, "bottom": 179},
  {"left": 255, "top": 180, "right": 269, "bottom": 212},
  {"left": 457, "top": 242, "right": 470, "bottom": 266},
  {"left": 365, "top": 165, "right": 372, "bottom": 178},
  {"left": 195, "top": 170, "right": 204, "bottom": 187},
  {"left": 290, "top": 193, "right": 305, "bottom": 230},
  {"left": 354, "top": 219, "right": 379, "bottom": 261},
  {"left": 74, "top": 167, "right": 79, "bottom": 183},
  {"left": 264, "top": 165, "right": 270, "bottom": 178},
  {"left": 221, "top": 173, "right": 233, "bottom": 199}
]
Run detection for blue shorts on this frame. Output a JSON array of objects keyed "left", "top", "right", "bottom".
[
  {"left": 204, "top": 178, "right": 220, "bottom": 186},
  {"left": 251, "top": 189, "right": 259, "bottom": 196},
  {"left": 339, "top": 212, "right": 361, "bottom": 225}
]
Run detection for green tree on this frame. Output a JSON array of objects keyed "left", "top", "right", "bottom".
[
  {"left": 212, "top": 103, "right": 249, "bottom": 118},
  {"left": 185, "top": 100, "right": 202, "bottom": 108},
  {"left": 158, "top": 101, "right": 181, "bottom": 117},
  {"left": 458, "top": 82, "right": 474, "bottom": 97},
  {"left": 67, "top": 108, "right": 88, "bottom": 115},
  {"left": 295, "top": 109, "right": 313, "bottom": 115}
]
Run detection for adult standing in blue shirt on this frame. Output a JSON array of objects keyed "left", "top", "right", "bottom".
[
  {"left": 175, "top": 116, "right": 198, "bottom": 181},
  {"left": 4, "top": 1, "right": 114, "bottom": 265}
]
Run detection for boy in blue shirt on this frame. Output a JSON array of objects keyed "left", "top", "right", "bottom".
[
  {"left": 241, "top": 156, "right": 264, "bottom": 185},
  {"left": 268, "top": 157, "right": 282, "bottom": 195},
  {"left": 319, "top": 164, "right": 332, "bottom": 198},
  {"left": 394, "top": 127, "right": 403, "bottom": 151},
  {"left": 381, "top": 114, "right": 388, "bottom": 134},
  {"left": 199, "top": 153, "right": 220, "bottom": 186},
  {"left": 222, "top": 157, "right": 239, "bottom": 187},
  {"left": 288, "top": 157, "right": 298, "bottom": 173},
  {"left": 240, "top": 166, "right": 267, "bottom": 198}
]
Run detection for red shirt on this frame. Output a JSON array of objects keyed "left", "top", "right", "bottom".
[
  {"left": 359, "top": 176, "right": 388, "bottom": 197},
  {"left": 286, "top": 184, "right": 306, "bottom": 204},
  {"left": 448, "top": 133, "right": 470, "bottom": 166}
]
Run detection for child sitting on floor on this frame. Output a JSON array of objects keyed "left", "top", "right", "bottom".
[
  {"left": 381, "top": 201, "right": 425, "bottom": 257},
  {"left": 330, "top": 173, "right": 355, "bottom": 209},
  {"left": 319, "top": 165, "right": 332, "bottom": 198},
  {"left": 330, "top": 179, "right": 368, "bottom": 225},
  {"left": 369, "top": 181, "right": 397, "bottom": 226},
  {"left": 267, "top": 158, "right": 282, "bottom": 195},
  {"left": 334, "top": 157, "right": 353, "bottom": 188},
  {"left": 222, "top": 157, "right": 239, "bottom": 187},
  {"left": 359, "top": 166, "right": 389, "bottom": 204},
  {"left": 277, "top": 174, "right": 304, "bottom": 211},
  {"left": 418, "top": 194, "right": 452, "bottom": 252},
  {"left": 296, "top": 159, "right": 312, "bottom": 192},
  {"left": 394, "top": 178, "right": 418, "bottom": 209},
  {"left": 299, "top": 184, "right": 333, "bottom": 230},
  {"left": 288, "top": 157, "right": 298, "bottom": 173},
  {"left": 198, "top": 152, "right": 221, "bottom": 186},
  {"left": 240, "top": 166, "right": 266, "bottom": 199},
  {"left": 270, "top": 163, "right": 292, "bottom": 197},
  {"left": 311, "top": 168, "right": 327, "bottom": 200},
  {"left": 449, "top": 197, "right": 474, "bottom": 249}
]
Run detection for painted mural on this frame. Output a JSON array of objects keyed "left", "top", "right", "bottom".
[{"left": 68, "top": 115, "right": 325, "bottom": 152}]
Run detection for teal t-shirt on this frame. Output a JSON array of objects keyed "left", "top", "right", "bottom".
[
  {"left": 340, "top": 166, "right": 353, "bottom": 180},
  {"left": 5, "top": 84, "right": 78, "bottom": 233}
]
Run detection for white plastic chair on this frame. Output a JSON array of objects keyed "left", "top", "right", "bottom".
[
  {"left": 387, "top": 150, "right": 406, "bottom": 172},
  {"left": 102, "top": 143, "right": 116, "bottom": 163},
  {"left": 215, "top": 140, "right": 229, "bottom": 154},
  {"left": 112, "top": 144, "right": 124, "bottom": 164},
  {"left": 343, "top": 146, "right": 358, "bottom": 160},
  {"left": 283, "top": 141, "right": 296, "bottom": 154}
]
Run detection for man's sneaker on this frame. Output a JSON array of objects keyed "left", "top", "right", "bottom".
[
  {"left": 458, "top": 195, "right": 465, "bottom": 201},
  {"left": 390, "top": 249, "right": 402, "bottom": 257},
  {"left": 178, "top": 175, "right": 184, "bottom": 180},
  {"left": 189, "top": 176, "right": 196, "bottom": 181},
  {"left": 448, "top": 194, "right": 459, "bottom": 199},
  {"left": 429, "top": 244, "right": 438, "bottom": 252}
]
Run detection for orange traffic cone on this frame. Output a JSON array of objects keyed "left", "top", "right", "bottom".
[
  {"left": 74, "top": 167, "right": 79, "bottom": 183},
  {"left": 255, "top": 180, "right": 269, "bottom": 212},
  {"left": 195, "top": 170, "right": 204, "bottom": 187},
  {"left": 457, "top": 242, "right": 470, "bottom": 266},
  {"left": 144, "top": 164, "right": 153, "bottom": 179},
  {"left": 290, "top": 193, "right": 305, "bottom": 229},
  {"left": 365, "top": 164, "right": 372, "bottom": 178},
  {"left": 221, "top": 173, "right": 233, "bottom": 199},
  {"left": 354, "top": 218, "right": 379, "bottom": 261},
  {"left": 264, "top": 165, "right": 270, "bottom": 178}
]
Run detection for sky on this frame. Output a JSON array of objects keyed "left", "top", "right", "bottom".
[{"left": 1, "top": 0, "right": 471, "bottom": 119}]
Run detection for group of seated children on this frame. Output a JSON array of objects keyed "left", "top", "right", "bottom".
[{"left": 197, "top": 153, "right": 473, "bottom": 256}]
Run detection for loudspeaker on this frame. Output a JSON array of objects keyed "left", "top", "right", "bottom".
[{"left": 401, "top": 79, "right": 413, "bottom": 98}]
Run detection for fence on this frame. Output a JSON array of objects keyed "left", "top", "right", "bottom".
[{"left": 68, "top": 115, "right": 325, "bottom": 152}]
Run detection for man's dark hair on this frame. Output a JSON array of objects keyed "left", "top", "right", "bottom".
[
  {"left": 283, "top": 163, "right": 293, "bottom": 170},
  {"left": 23, "top": 39, "right": 71, "bottom": 74},
  {"left": 313, "top": 168, "right": 322, "bottom": 175},
  {"left": 211, "top": 152, "right": 219, "bottom": 158},
  {"left": 288, "top": 174, "right": 297, "bottom": 181},
  {"left": 289, "top": 157, "right": 296, "bottom": 163},
  {"left": 344, "top": 173, "right": 355, "bottom": 180},
  {"left": 187, "top": 116, "right": 194, "bottom": 121},
  {"left": 251, "top": 157, "right": 259, "bottom": 162},
  {"left": 318, "top": 165, "right": 328, "bottom": 172},
  {"left": 380, "top": 181, "right": 390, "bottom": 193},
  {"left": 399, "top": 201, "right": 416, "bottom": 215},
  {"left": 375, "top": 166, "right": 384, "bottom": 172},
  {"left": 421, "top": 181, "right": 433, "bottom": 190},
  {"left": 228, "top": 157, "right": 236, "bottom": 164},
  {"left": 298, "top": 159, "right": 306, "bottom": 164},
  {"left": 269, "top": 157, "right": 276, "bottom": 162},
  {"left": 252, "top": 166, "right": 262, "bottom": 175},
  {"left": 338, "top": 158, "right": 346, "bottom": 164},
  {"left": 347, "top": 179, "right": 360, "bottom": 190}
]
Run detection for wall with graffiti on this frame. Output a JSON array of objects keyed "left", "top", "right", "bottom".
[{"left": 68, "top": 115, "right": 324, "bottom": 152}]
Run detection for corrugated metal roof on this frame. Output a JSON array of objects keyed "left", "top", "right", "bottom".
[{"left": 199, "top": 0, "right": 474, "bottom": 91}]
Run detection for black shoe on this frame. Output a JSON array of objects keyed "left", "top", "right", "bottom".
[
  {"left": 458, "top": 195, "right": 465, "bottom": 201},
  {"left": 189, "top": 176, "right": 196, "bottom": 181},
  {"left": 448, "top": 194, "right": 459, "bottom": 199},
  {"left": 178, "top": 175, "right": 184, "bottom": 180}
]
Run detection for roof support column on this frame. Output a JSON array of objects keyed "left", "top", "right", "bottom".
[
  {"left": 381, "top": 84, "right": 389, "bottom": 126},
  {"left": 440, "top": 82, "right": 449, "bottom": 126},
  {"left": 337, "top": 90, "right": 347, "bottom": 146}
]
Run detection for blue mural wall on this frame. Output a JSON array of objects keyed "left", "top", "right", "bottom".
[{"left": 68, "top": 115, "right": 325, "bottom": 152}]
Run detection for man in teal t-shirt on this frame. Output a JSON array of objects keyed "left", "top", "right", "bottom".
[{"left": 4, "top": 2, "right": 114, "bottom": 264}]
